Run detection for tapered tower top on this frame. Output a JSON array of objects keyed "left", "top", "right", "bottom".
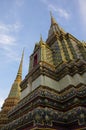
[
  {"left": 0, "top": 50, "right": 24, "bottom": 128},
  {"left": 8, "top": 49, "right": 24, "bottom": 98},
  {"left": 15, "top": 49, "right": 24, "bottom": 83},
  {"left": 39, "top": 34, "right": 45, "bottom": 45},
  {"left": 48, "top": 11, "right": 61, "bottom": 37},
  {"left": 50, "top": 11, "right": 57, "bottom": 26}
]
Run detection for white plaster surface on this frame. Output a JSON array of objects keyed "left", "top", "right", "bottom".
[
  {"left": 32, "top": 73, "right": 86, "bottom": 91},
  {"left": 21, "top": 72, "right": 86, "bottom": 98},
  {"left": 21, "top": 84, "right": 31, "bottom": 99}
]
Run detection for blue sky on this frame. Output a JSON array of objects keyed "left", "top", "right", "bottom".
[{"left": 0, "top": 0, "right": 86, "bottom": 109}]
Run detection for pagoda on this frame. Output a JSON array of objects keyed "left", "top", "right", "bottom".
[
  {"left": 0, "top": 50, "right": 24, "bottom": 129},
  {"left": 1, "top": 14, "right": 86, "bottom": 130}
]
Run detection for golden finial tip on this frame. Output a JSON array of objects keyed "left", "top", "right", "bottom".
[
  {"left": 40, "top": 34, "right": 43, "bottom": 41},
  {"left": 22, "top": 48, "right": 25, "bottom": 56},
  {"left": 50, "top": 10, "right": 52, "bottom": 17}
]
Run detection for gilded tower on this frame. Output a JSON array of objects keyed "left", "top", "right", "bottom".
[
  {"left": 0, "top": 50, "right": 24, "bottom": 129},
  {"left": 1, "top": 14, "right": 86, "bottom": 130}
]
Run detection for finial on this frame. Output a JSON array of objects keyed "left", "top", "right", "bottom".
[
  {"left": 22, "top": 48, "right": 24, "bottom": 59},
  {"left": 50, "top": 10, "right": 52, "bottom": 17},
  {"left": 40, "top": 34, "right": 43, "bottom": 42},
  {"left": 50, "top": 11, "right": 57, "bottom": 26},
  {"left": 39, "top": 34, "right": 45, "bottom": 46},
  {"left": 15, "top": 49, "right": 24, "bottom": 83}
]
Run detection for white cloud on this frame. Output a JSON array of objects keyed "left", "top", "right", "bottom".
[
  {"left": 78, "top": 0, "right": 86, "bottom": 26},
  {"left": 2, "top": 46, "right": 20, "bottom": 61},
  {"left": 0, "top": 34, "right": 16, "bottom": 46},
  {"left": 48, "top": 4, "right": 70, "bottom": 19},
  {"left": 0, "top": 22, "right": 22, "bottom": 33},
  {"left": 0, "top": 22, "right": 23, "bottom": 61},
  {"left": 0, "top": 23, "right": 17, "bottom": 49},
  {"left": 13, "top": 22, "right": 23, "bottom": 31},
  {"left": 0, "top": 24, "right": 9, "bottom": 33},
  {"left": 40, "top": 0, "right": 70, "bottom": 20}
]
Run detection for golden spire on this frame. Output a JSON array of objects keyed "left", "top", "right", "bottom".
[
  {"left": 50, "top": 11, "right": 57, "bottom": 26},
  {"left": 0, "top": 50, "right": 24, "bottom": 128},
  {"left": 8, "top": 49, "right": 24, "bottom": 98},
  {"left": 15, "top": 49, "right": 24, "bottom": 83}
]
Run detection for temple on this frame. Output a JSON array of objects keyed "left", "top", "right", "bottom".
[{"left": 0, "top": 14, "right": 86, "bottom": 130}]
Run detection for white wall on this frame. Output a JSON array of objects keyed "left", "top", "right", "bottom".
[
  {"left": 21, "top": 72, "right": 86, "bottom": 99},
  {"left": 21, "top": 84, "right": 31, "bottom": 99},
  {"left": 32, "top": 75, "right": 60, "bottom": 91},
  {"left": 32, "top": 73, "right": 86, "bottom": 91}
]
